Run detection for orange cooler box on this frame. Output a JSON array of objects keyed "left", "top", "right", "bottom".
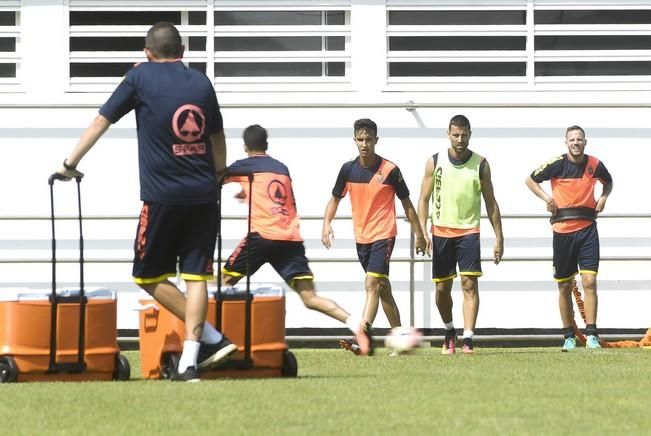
[
  {"left": 138, "top": 285, "right": 295, "bottom": 379},
  {"left": 0, "top": 288, "right": 129, "bottom": 382}
]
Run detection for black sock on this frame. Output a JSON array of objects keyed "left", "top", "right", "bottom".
[
  {"left": 562, "top": 327, "right": 575, "bottom": 339},
  {"left": 585, "top": 324, "right": 598, "bottom": 337}
]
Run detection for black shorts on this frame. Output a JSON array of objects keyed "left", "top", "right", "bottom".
[
  {"left": 553, "top": 222, "right": 600, "bottom": 282},
  {"left": 356, "top": 237, "right": 395, "bottom": 278},
  {"left": 222, "top": 233, "right": 313, "bottom": 286},
  {"left": 431, "top": 233, "right": 482, "bottom": 282},
  {"left": 132, "top": 201, "right": 217, "bottom": 284}
]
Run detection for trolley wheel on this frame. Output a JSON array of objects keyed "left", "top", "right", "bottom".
[
  {"left": 113, "top": 354, "right": 131, "bottom": 381},
  {"left": 281, "top": 350, "right": 298, "bottom": 377},
  {"left": 161, "top": 352, "right": 180, "bottom": 380},
  {"left": 0, "top": 356, "right": 18, "bottom": 383}
]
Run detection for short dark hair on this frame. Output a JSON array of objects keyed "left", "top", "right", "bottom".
[
  {"left": 353, "top": 118, "right": 377, "bottom": 137},
  {"left": 565, "top": 125, "right": 585, "bottom": 138},
  {"left": 449, "top": 114, "right": 471, "bottom": 131},
  {"left": 243, "top": 124, "right": 268, "bottom": 151},
  {"left": 145, "top": 22, "right": 183, "bottom": 59}
]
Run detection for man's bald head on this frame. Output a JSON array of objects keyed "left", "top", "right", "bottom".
[{"left": 145, "top": 22, "right": 183, "bottom": 59}]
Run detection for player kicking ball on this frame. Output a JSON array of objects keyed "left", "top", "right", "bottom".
[{"left": 221, "top": 124, "right": 372, "bottom": 356}]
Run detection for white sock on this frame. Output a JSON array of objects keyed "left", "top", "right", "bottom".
[
  {"left": 345, "top": 315, "right": 362, "bottom": 334},
  {"left": 178, "top": 340, "right": 200, "bottom": 372},
  {"left": 200, "top": 321, "right": 223, "bottom": 344},
  {"left": 444, "top": 321, "right": 455, "bottom": 330},
  {"left": 463, "top": 330, "right": 474, "bottom": 339}
]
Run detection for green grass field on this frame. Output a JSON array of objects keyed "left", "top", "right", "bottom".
[{"left": 1, "top": 346, "right": 649, "bottom": 435}]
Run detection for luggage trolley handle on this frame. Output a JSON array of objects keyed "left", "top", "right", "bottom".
[
  {"left": 215, "top": 172, "right": 253, "bottom": 368},
  {"left": 48, "top": 173, "right": 87, "bottom": 373}
]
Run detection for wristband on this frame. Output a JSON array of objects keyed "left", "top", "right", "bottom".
[{"left": 63, "top": 159, "right": 76, "bottom": 171}]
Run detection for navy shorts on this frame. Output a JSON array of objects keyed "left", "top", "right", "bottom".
[
  {"left": 431, "top": 233, "right": 482, "bottom": 282},
  {"left": 356, "top": 237, "right": 395, "bottom": 278},
  {"left": 553, "top": 222, "right": 600, "bottom": 282},
  {"left": 223, "top": 233, "right": 313, "bottom": 286},
  {"left": 132, "top": 201, "right": 218, "bottom": 284}
]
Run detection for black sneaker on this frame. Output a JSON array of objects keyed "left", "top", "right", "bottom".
[
  {"left": 462, "top": 337, "right": 475, "bottom": 354},
  {"left": 172, "top": 365, "right": 200, "bottom": 383},
  {"left": 197, "top": 336, "right": 238, "bottom": 370}
]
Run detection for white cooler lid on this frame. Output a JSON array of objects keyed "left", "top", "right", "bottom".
[
  {"left": 0, "top": 287, "right": 116, "bottom": 302},
  {"left": 211, "top": 283, "right": 285, "bottom": 297},
  {"left": 137, "top": 283, "right": 285, "bottom": 300}
]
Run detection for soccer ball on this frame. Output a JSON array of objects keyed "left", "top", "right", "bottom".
[{"left": 384, "top": 326, "right": 423, "bottom": 354}]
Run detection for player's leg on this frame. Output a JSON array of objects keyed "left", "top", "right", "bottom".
[
  {"left": 354, "top": 241, "right": 381, "bottom": 327},
  {"left": 132, "top": 202, "right": 184, "bottom": 319},
  {"left": 457, "top": 233, "right": 482, "bottom": 353},
  {"left": 272, "top": 241, "right": 372, "bottom": 356},
  {"left": 553, "top": 230, "right": 579, "bottom": 351},
  {"left": 221, "top": 233, "right": 266, "bottom": 286},
  {"left": 177, "top": 203, "right": 237, "bottom": 375},
  {"left": 292, "top": 278, "right": 348, "bottom": 322},
  {"left": 365, "top": 238, "right": 400, "bottom": 328},
  {"left": 292, "top": 279, "right": 372, "bottom": 357},
  {"left": 577, "top": 223, "right": 600, "bottom": 348},
  {"left": 132, "top": 202, "right": 200, "bottom": 381},
  {"left": 376, "top": 277, "right": 400, "bottom": 327},
  {"left": 432, "top": 234, "right": 458, "bottom": 354}
]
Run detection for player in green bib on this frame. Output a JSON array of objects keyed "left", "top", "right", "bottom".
[{"left": 418, "top": 115, "right": 504, "bottom": 354}]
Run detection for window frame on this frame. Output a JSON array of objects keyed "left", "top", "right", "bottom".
[
  {"left": 0, "top": 3, "right": 21, "bottom": 92},
  {"left": 65, "top": 0, "right": 352, "bottom": 93},
  {"left": 386, "top": 0, "right": 651, "bottom": 92}
]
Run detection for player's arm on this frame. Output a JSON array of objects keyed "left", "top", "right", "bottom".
[
  {"left": 321, "top": 196, "right": 341, "bottom": 249},
  {"left": 596, "top": 180, "right": 613, "bottom": 213},
  {"left": 595, "top": 163, "right": 613, "bottom": 213},
  {"left": 480, "top": 161, "right": 504, "bottom": 264},
  {"left": 210, "top": 129, "right": 227, "bottom": 176},
  {"left": 400, "top": 197, "right": 427, "bottom": 256},
  {"left": 56, "top": 114, "right": 112, "bottom": 179},
  {"left": 417, "top": 157, "right": 435, "bottom": 254},
  {"left": 525, "top": 175, "right": 556, "bottom": 215}
]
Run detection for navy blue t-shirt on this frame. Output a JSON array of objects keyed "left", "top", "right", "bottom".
[{"left": 100, "top": 61, "right": 223, "bottom": 205}]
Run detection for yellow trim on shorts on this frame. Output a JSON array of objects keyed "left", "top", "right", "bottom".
[
  {"left": 432, "top": 273, "right": 457, "bottom": 283},
  {"left": 133, "top": 273, "right": 175, "bottom": 285},
  {"left": 579, "top": 269, "right": 598, "bottom": 276},
  {"left": 367, "top": 272, "right": 389, "bottom": 279},
  {"left": 289, "top": 275, "right": 314, "bottom": 288},
  {"left": 555, "top": 273, "right": 577, "bottom": 283},
  {"left": 222, "top": 268, "right": 244, "bottom": 278},
  {"left": 460, "top": 271, "right": 482, "bottom": 277},
  {"left": 181, "top": 273, "right": 214, "bottom": 281}
]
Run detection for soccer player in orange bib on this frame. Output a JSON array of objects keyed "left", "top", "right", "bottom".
[
  {"left": 221, "top": 124, "right": 372, "bottom": 356},
  {"left": 322, "top": 118, "right": 427, "bottom": 355},
  {"left": 526, "top": 125, "right": 613, "bottom": 351}
]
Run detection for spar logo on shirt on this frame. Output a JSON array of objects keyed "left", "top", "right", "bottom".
[
  {"left": 268, "top": 180, "right": 289, "bottom": 216},
  {"left": 171, "top": 104, "right": 207, "bottom": 156}
]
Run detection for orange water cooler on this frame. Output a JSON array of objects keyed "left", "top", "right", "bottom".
[
  {"left": 0, "top": 288, "right": 130, "bottom": 382},
  {"left": 138, "top": 285, "right": 297, "bottom": 379}
]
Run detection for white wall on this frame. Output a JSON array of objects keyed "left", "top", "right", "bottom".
[{"left": 1, "top": 103, "right": 650, "bottom": 331}]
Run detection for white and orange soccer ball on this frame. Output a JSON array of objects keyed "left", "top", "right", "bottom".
[{"left": 384, "top": 326, "right": 423, "bottom": 354}]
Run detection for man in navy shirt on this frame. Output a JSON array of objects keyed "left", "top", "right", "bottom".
[{"left": 55, "top": 22, "right": 236, "bottom": 382}]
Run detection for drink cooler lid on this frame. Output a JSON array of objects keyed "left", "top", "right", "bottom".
[
  {"left": 0, "top": 287, "right": 116, "bottom": 302},
  {"left": 137, "top": 283, "right": 285, "bottom": 299},
  {"left": 210, "top": 284, "right": 285, "bottom": 296}
]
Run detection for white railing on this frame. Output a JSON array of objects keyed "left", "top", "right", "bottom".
[{"left": 2, "top": 213, "right": 649, "bottom": 328}]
